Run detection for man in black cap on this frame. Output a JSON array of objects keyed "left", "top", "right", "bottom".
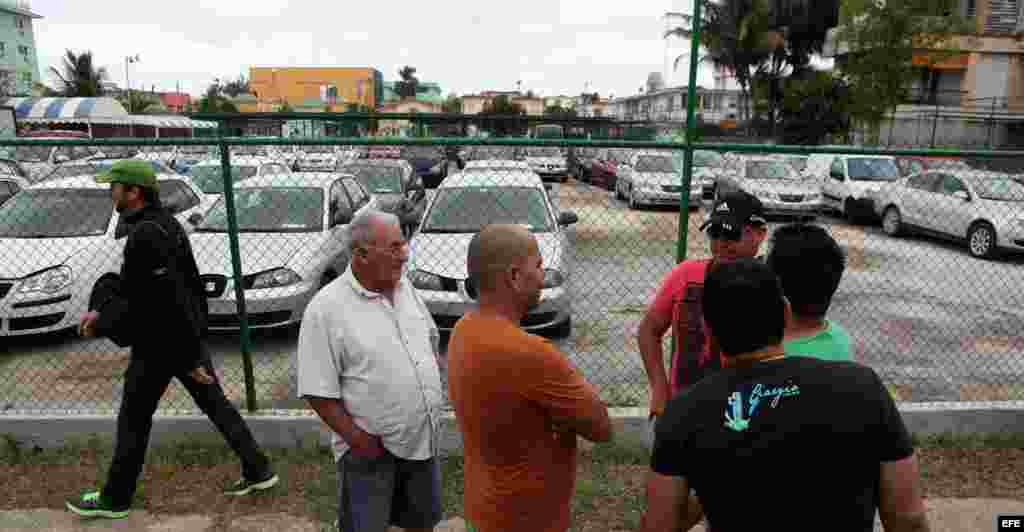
[
  {"left": 637, "top": 190, "right": 769, "bottom": 419},
  {"left": 66, "top": 160, "right": 277, "bottom": 519}
]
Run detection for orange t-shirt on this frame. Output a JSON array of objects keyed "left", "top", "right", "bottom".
[{"left": 447, "top": 313, "right": 603, "bottom": 532}]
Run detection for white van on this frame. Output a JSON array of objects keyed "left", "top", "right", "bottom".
[{"left": 806, "top": 153, "right": 901, "bottom": 222}]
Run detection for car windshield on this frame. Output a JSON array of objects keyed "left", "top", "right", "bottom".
[
  {"left": 232, "top": 146, "right": 270, "bottom": 157},
  {"left": 526, "top": 147, "right": 562, "bottom": 158},
  {"left": 401, "top": 147, "right": 441, "bottom": 159},
  {"left": 197, "top": 187, "right": 324, "bottom": 233},
  {"left": 848, "top": 158, "right": 900, "bottom": 181},
  {"left": 422, "top": 187, "right": 553, "bottom": 233},
  {"left": 694, "top": 150, "right": 723, "bottom": 167},
  {"left": 50, "top": 160, "right": 173, "bottom": 179},
  {"left": 635, "top": 156, "right": 678, "bottom": 173},
  {"left": 190, "top": 165, "right": 258, "bottom": 194},
  {"left": 747, "top": 161, "right": 799, "bottom": 180},
  {"left": 344, "top": 165, "right": 404, "bottom": 194},
  {"left": 970, "top": 177, "right": 1024, "bottom": 202},
  {"left": 0, "top": 189, "right": 112, "bottom": 238}
]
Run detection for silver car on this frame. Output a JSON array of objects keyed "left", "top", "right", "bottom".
[
  {"left": 189, "top": 172, "right": 376, "bottom": 330},
  {"left": 340, "top": 159, "right": 423, "bottom": 236},
  {"left": 407, "top": 170, "right": 578, "bottom": 337},
  {"left": 875, "top": 170, "right": 1024, "bottom": 259},
  {"left": 616, "top": 152, "right": 702, "bottom": 210},
  {"left": 189, "top": 158, "right": 293, "bottom": 196},
  {"left": 717, "top": 157, "right": 823, "bottom": 219}
]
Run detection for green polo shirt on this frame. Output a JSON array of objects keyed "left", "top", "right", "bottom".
[{"left": 784, "top": 320, "right": 853, "bottom": 362}]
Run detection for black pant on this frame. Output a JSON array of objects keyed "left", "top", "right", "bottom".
[{"left": 102, "top": 354, "right": 270, "bottom": 507}]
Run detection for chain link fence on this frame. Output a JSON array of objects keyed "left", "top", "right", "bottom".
[{"left": 0, "top": 130, "right": 1023, "bottom": 416}]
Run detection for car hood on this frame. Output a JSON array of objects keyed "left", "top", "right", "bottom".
[
  {"left": 0, "top": 235, "right": 110, "bottom": 278},
  {"left": 410, "top": 232, "right": 564, "bottom": 279},
  {"left": 190, "top": 232, "right": 326, "bottom": 276},
  {"left": 743, "top": 180, "right": 820, "bottom": 195},
  {"left": 525, "top": 157, "right": 565, "bottom": 165},
  {"left": 635, "top": 172, "right": 693, "bottom": 187}
]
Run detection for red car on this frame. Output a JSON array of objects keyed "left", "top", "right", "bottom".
[
  {"left": 368, "top": 145, "right": 400, "bottom": 159},
  {"left": 587, "top": 149, "right": 631, "bottom": 191}
]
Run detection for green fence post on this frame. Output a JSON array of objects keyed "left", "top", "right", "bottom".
[
  {"left": 676, "top": 0, "right": 702, "bottom": 265},
  {"left": 218, "top": 141, "right": 258, "bottom": 413}
]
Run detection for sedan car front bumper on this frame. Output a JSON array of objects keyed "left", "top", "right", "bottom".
[
  {"left": 759, "top": 197, "right": 825, "bottom": 218},
  {"left": 0, "top": 286, "right": 76, "bottom": 336},
  {"left": 417, "top": 283, "right": 571, "bottom": 333},
  {"left": 204, "top": 279, "right": 319, "bottom": 330}
]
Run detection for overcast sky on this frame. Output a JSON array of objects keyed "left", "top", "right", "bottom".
[{"left": 31, "top": 0, "right": 730, "bottom": 99}]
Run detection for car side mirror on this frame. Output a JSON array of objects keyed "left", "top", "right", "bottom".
[
  {"left": 333, "top": 210, "right": 353, "bottom": 226},
  {"left": 558, "top": 211, "right": 579, "bottom": 226},
  {"left": 953, "top": 190, "right": 970, "bottom": 201},
  {"left": 187, "top": 212, "right": 203, "bottom": 226}
]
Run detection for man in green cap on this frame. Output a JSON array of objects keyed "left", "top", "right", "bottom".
[{"left": 67, "top": 159, "right": 278, "bottom": 519}]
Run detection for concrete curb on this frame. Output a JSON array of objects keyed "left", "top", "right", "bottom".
[{"left": 2, "top": 403, "right": 1023, "bottom": 452}]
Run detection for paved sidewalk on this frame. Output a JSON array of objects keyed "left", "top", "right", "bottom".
[{"left": 3, "top": 499, "right": 1023, "bottom": 531}]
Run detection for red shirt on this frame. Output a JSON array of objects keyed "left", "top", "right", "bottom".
[{"left": 649, "top": 259, "right": 725, "bottom": 394}]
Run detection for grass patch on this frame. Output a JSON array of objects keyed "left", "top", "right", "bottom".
[{"left": 599, "top": 383, "right": 647, "bottom": 408}]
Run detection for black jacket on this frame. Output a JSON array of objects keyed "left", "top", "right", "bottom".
[{"left": 91, "top": 204, "right": 208, "bottom": 368}]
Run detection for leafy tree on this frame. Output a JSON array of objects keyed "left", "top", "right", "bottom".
[
  {"left": 395, "top": 66, "right": 419, "bottom": 99},
  {"left": 544, "top": 104, "right": 577, "bottom": 118},
  {"left": 277, "top": 101, "right": 294, "bottom": 112},
  {"left": 442, "top": 94, "right": 462, "bottom": 113},
  {"left": 222, "top": 75, "right": 250, "bottom": 97},
  {"left": 196, "top": 79, "right": 238, "bottom": 113},
  {"left": 835, "top": 0, "right": 964, "bottom": 142},
  {"left": 778, "top": 69, "right": 851, "bottom": 145},
  {"left": 49, "top": 49, "right": 108, "bottom": 97},
  {"left": 118, "top": 91, "right": 162, "bottom": 114}
]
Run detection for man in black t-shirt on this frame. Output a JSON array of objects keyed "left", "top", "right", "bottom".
[{"left": 641, "top": 258, "right": 929, "bottom": 532}]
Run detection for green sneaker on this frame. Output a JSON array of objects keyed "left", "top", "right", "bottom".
[
  {"left": 224, "top": 472, "right": 279, "bottom": 496},
  {"left": 65, "top": 490, "right": 129, "bottom": 519}
]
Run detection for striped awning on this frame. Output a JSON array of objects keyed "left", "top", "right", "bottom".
[{"left": 0, "top": 98, "right": 217, "bottom": 129}]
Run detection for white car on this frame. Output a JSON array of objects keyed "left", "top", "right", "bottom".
[
  {"left": 520, "top": 146, "right": 568, "bottom": 182},
  {"left": 189, "top": 173, "right": 376, "bottom": 330},
  {"left": 189, "top": 158, "right": 293, "bottom": 196},
  {"left": 616, "top": 152, "right": 702, "bottom": 210},
  {"left": 0, "top": 174, "right": 211, "bottom": 336},
  {"left": 295, "top": 146, "right": 341, "bottom": 171},
  {"left": 875, "top": 170, "right": 1024, "bottom": 259},
  {"left": 407, "top": 170, "right": 578, "bottom": 337},
  {"left": 0, "top": 171, "right": 28, "bottom": 207},
  {"left": 716, "top": 157, "right": 823, "bottom": 219},
  {"left": 806, "top": 153, "right": 901, "bottom": 222},
  {"left": 463, "top": 159, "right": 533, "bottom": 173}
]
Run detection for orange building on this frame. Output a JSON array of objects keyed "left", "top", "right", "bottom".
[{"left": 248, "top": 67, "right": 383, "bottom": 112}]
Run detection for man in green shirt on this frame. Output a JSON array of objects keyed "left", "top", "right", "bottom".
[{"left": 766, "top": 223, "right": 853, "bottom": 362}]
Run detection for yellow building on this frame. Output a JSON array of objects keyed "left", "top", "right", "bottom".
[{"left": 248, "top": 67, "right": 384, "bottom": 112}]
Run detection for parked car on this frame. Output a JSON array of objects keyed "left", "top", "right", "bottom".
[
  {"left": 692, "top": 149, "right": 730, "bottom": 200},
  {"left": 716, "top": 157, "right": 822, "bottom": 219},
  {"left": 895, "top": 156, "right": 973, "bottom": 177},
  {"left": 585, "top": 148, "right": 631, "bottom": 191},
  {"left": 340, "top": 159, "right": 425, "bottom": 238},
  {"left": 463, "top": 146, "right": 520, "bottom": 163},
  {"left": 189, "top": 173, "right": 376, "bottom": 330},
  {"left": 0, "top": 172, "right": 28, "bottom": 207},
  {"left": 400, "top": 146, "right": 449, "bottom": 189},
  {"left": 463, "top": 159, "right": 534, "bottom": 173},
  {"left": 570, "top": 147, "right": 601, "bottom": 182},
  {"left": 520, "top": 146, "right": 568, "bottom": 182},
  {"left": 368, "top": 145, "right": 401, "bottom": 159},
  {"left": 12, "top": 132, "right": 94, "bottom": 181},
  {"left": 615, "top": 152, "right": 702, "bottom": 210},
  {"left": 807, "top": 153, "right": 901, "bottom": 222},
  {"left": 294, "top": 145, "right": 341, "bottom": 172},
  {"left": 407, "top": 170, "right": 578, "bottom": 337},
  {"left": 0, "top": 173, "right": 210, "bottom": 337},
  {"left": 169, "top": 146, "right": 217, "bottom": 175},
  {"left": 188, "top": 158, "right": 292, "bottom": 195},
  {"left": 875, "top": 170, "right": 1024, "bottom": 259}
]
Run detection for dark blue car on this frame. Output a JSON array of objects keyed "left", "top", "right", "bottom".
[{"left": 400, "top": 146, "right": 448, "bottom": 188}]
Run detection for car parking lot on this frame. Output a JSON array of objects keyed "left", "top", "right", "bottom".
[{"left": 2, "top": 160, "right": 1023, "bottom": 414}]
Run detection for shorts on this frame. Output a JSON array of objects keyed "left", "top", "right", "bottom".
[{"left": 336, "top": 450, "right": 442, "bottom": 532}]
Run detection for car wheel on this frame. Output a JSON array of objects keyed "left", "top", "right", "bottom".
[
  {"left": 967, "top": 222, "right": 998, "bottom": 259},
  {"left": 881, "top": 207, "right": 903, "bottom": 237},
  {"left": 629, "top": 188, "right": 641, "bottom": 210},
  {"left": 549, "top": 316, "right": 572, "bottom": 339}
]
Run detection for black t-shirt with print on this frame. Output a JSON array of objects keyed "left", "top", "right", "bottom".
[{"left": 651, "top": 357, "right": 913, "bottom": 532}]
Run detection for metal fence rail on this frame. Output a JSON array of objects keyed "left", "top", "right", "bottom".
[{"left": 1, "top": 133, "right": 1023, "bottom": 416}]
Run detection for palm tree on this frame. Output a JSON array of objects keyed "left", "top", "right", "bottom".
[
  {"left": 666, "top": 0, "right": 780, "bottom": 123},
  {"left": 49, "top": 49, "right": 108, "bottom": 97},
  {"left": 117, "top": 91, "right": 161, "bottom": 114}
]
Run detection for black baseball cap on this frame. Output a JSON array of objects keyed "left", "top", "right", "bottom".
[{"left": 699, "top": 191, "right": 767, "bottom": 239}]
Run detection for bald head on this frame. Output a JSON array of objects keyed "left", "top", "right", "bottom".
[{"left": 468, "top": 224, "right": 539, "bottom": 293}]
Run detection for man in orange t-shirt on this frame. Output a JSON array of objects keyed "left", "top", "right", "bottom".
[{"left": 447, "top": 224, "right": 612, "bottom": 532}]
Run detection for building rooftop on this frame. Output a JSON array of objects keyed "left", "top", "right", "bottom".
[{"left": 0, "top": 0, "right": 41, "bottom": 18}]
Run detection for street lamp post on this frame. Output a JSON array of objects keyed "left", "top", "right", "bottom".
[{"left": 125, "top": 54, "right": 140, "bottom": 136}]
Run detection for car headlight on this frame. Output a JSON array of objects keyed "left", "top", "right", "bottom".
[
  {"left": 410, "top": 269, "right": 444, "bottom": 291},
  {"left": 247, "top": 268, "right": 301, "bottom": 290},
  {"left": 543, "top": 269, "right": 565, "bottom": 288},
  {"left": 18, "top": 265, "right": 73, "bottom": 294}
]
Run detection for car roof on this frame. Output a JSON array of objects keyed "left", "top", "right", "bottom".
[
  {"left": 439, "top": 171, "right": 544, "bottom": 188},
  {"left": 238, "top": 172, "right": 352, "bottom": 189},
  {"left": 194, "top": 157, "right": 279, "bottom": 166},
  {"left": 28, "top": 173, "right": 186, "bottom": 190}
]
